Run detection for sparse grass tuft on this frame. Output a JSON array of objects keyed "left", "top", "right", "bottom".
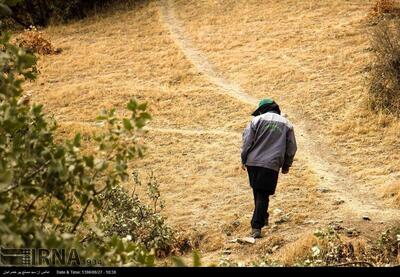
[
  {"left": 276, "top": 233, "right": 318, "bottom": 266},
  {"left": 381, "top": 182, "right": 400, "bottom": 207}
]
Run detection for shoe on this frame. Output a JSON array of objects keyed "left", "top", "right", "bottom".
[{"left": 251, "top": 228, "right": 262, "bottom": 238}]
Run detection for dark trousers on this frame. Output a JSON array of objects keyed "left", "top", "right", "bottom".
[{"left": 251, "top": 189, "right": 270, "bottom": 229}]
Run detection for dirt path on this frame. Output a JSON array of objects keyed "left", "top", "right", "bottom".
[
  {"left": 158, "top": 0, "right": 399, "bottom": 223},
  {"left": 159, "top": 1, "right": 255, "bottom": 106},
  {"left": 61, "top": 120, "right": 241, "bottom": 137}
]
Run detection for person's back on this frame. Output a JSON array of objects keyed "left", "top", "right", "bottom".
[
  {"left": 242, "top": 112, "right": 296, "bottom": 172},
  {"left": 241, "top": 98, "right": 297, "bottom": 238}
]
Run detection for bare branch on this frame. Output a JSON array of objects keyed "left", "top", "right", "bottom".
[
  {"left": 71, "top": 199, "right": 92, "bottom": 233},
  {"left": 25, "top": 192, "right": 44, "bottom": 212},
  {"left": 0, "top": 183, "right": 18, "bottom": 194}
]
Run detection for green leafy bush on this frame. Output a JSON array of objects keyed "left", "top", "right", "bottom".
[{"left": 97, "top": 175, "right": 176, "bottom": 257}]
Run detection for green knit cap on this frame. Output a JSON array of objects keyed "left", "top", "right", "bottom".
[{"left": 258, "top": 98, "right": 274, "bottom": 108}]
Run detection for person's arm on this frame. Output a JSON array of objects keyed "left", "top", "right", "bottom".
[
  {"left": 282, "top": 127, "right": 297, "bottom": 174},
  {"left": 241, "top": 121, "right": 256, "bottom": 167}
]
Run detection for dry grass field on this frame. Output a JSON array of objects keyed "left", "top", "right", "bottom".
[{"left": 25, "top": 0, "right": 399, "bottom": 265}]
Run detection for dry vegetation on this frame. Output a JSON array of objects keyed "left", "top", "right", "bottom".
[
  {"left": 275, "top": 233, "right": 318, "bottom": 266},
  {"left": 170, "top": 0, "right": 400, "bottom": 208},
  {"left": 368, "top": 7, "right": 400, "bottom": 116},
  {"left": 14, "top": 26, "right": 61, "bottom": 55},
  {"left": 381, "top": 181, "right": 400, "bottom": 207},
  {"left": 370, "top": 0, "right": 400, "bottom": 18},
  {"left": 24, "top": 0, "right": 399, "bottom": 265}
]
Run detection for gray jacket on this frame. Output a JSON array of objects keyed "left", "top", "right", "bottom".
[{"left": 241, "top": 112, "right": 297, "bottom": 172}]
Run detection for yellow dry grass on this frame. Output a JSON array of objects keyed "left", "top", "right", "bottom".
[
  {"left": 24, "top": 0, "right": 400, "bottom": 265},
  {"left": 170, "top": 0, "right": 400, "bottom": 194},
  {"left": 276, "top": 232, "right": 369, "bottom": 266},
  {"left": 380, "top": 181, "right": 400, "bottom": 207},
  {"left": 275, "top": 233, "right": 317, "bottom": 266}
]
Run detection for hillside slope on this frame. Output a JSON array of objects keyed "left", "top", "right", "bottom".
[{"left": 26, "top": 0, "right": 399, "bottom": 265}]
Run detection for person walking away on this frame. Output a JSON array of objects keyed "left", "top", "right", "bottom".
[{"left": 241, "top": 98, "right": 297, "bottom": 238}]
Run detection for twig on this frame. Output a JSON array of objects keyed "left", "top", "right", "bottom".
[
  {"left": 40, "top": 195, "right": 52, "bottom": 227},
  {"left": 80, "top": 236, "right": 90, "bottom": 243},
  {"left": 0, "top": 161, "right": 51, "bottom": 194},
  {"left": 0, "top": 183, "right": 18, "bottom": 194},
  {"left": 54, "top": 201, "right": 71, "bottom": 231},
  {"left": 153, "top": 198, "right": 158, "bottom": 214},
  {"left": 24, "top": 160, "right": 51, "bottom": 180},
  {"left": 94, "top": 184, "right": 108, "bottom": 196},
  {"left": 25, "top": 192, "right": 44, "bottom": 212},
  {"left": 71, "top": 199, "right": 92, "bottom": 233}
]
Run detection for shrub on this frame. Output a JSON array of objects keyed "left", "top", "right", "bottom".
[
  {"left": 373, "top": 226, "right": 400, "bottom": 265},
  {"left": 14, "top": 26, "right": 61, "bottom": 55},
  {"left": 370, "top": 0, "right": 400, "bottom": 19},
  {"left": 97, "top": 177, "right": 176, "bottom": 257},
  {"left": 292, "top": 227, "right": 399, "bottom": 267},
  {"left": 308, "top": 229, "right": 369, "bottom": 266},
  {"left": 368, "top": 18, "right": 400, "bottom": 116}
]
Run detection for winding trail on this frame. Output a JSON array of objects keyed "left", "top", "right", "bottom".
[
  {"left": 158, "top": 0, "right": 399, "bottom": 222},
  {"left": 61, "top": 120, "right": 241, "bottom": 137}
]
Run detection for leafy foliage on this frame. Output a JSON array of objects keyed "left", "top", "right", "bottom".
[{"left": 97, "top": 175, "right": 175, "bottom": 257}]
